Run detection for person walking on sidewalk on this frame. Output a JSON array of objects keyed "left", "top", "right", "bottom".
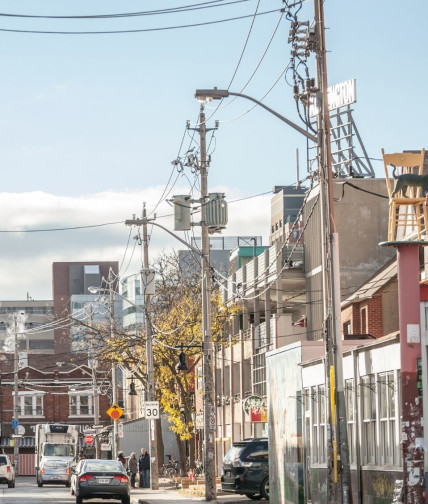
[
  {"left": 139, "top": 448, "right": 150, "bottom": 488},
  {"left": 128, "top": 452, "right": 138, "bottom": 488}
]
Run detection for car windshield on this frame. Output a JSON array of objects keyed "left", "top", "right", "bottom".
[
  {"left": 84, "top": 461, "right": 123, "bottom": 472},
  {"left": 43, "top": 444, "right": 73, "bottom": 457}
]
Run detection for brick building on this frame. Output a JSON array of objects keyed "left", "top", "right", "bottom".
[
  {"left": 340, "top": 258, "right": 398, "bottom": 340},
  {"left": 0, "top": 261, "right": 119, "bottom": 475}
]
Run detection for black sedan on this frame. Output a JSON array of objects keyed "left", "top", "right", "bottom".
[{"left": 70, "top": 459, "right": 131, "bottom": 504}]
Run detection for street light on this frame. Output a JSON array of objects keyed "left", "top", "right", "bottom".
[
  {"left": 194, "top": 88, "right": 317, "bottom": 142},
  {"left": 195, "top": 81, "right": 351, "bottom": 501}
]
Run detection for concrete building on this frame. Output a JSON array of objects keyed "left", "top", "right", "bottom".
[
  {"left": 270, "top": 185, "right": 306, "bottom": 245},
  {"left": 0, "top": 300, "right": 55, "bottom": 357},
  {"left": 304, "top": 178, "right": 394, "bottom": 340},
  {"left": 178, "top": 236, "right": 263, "bottom": 279}
]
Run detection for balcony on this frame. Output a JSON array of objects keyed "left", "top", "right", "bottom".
[{"left": 224, "top": 243, "right": 304, "bottom": 303}]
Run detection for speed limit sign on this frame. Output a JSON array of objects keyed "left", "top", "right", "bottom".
[{"left": 144, "top": 401, "right": 160, "bottom": 419}]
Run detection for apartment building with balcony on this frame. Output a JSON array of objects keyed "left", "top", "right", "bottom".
[{"left": 213, "top": 178, "right": 395, "bottom": 472}]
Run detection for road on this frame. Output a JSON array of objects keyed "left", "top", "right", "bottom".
[
  {"left": 0, "top": 476, "right": 127, "bottom": 504},
  {"left": 0, "top": 476, "right": 253, "bottom": 504}
]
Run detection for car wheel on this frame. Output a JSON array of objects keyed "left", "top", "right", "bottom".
[
  {"left": 66, "top": 482, "right": 71, "bottom": 488},
  {"left": 121, "top": 497, "right": 131, "bottom": 504},
  {"left": 76, "top": 496, "right": 83, "bottom": 504},
  {"left": 7, "top": 481, "right": 14, "bottom": 488},
  {"left": 245, "top": 494, "right": 262, "bottom": 500},
  {"left": 261, "top": 477, "right": 269, "bottom": 500}
]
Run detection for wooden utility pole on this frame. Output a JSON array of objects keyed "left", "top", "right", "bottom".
[
  {"left": 313, "top": 0, "right": 352, "bottom": 502},
  {"left": 198, "top": 105, "right": 217, "bottom": 501}
]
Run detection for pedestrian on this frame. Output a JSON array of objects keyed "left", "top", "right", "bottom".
[
  {"left": 117, "top": 451, "right": 127, "bottom": 467},
  {"left": 128, "top": 452, "right": 138, "bottom": 488},
  {"left": 138, "top": 448, "right": 150, "bottom": 488}
]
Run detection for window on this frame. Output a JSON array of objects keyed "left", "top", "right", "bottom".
[
  {"left": 345, "top": 379, "right": 355, "bottom": 463},
  {"left": 360, "top": 371, "right": 400, "bottom": 466},
  {"left": 379, "top": 372, "right": 398, "bottom": 465},
  {"left": 28, "top": 339, "right": 54, "bottom": 350},
  {"left": 360, "top": 307, "right": 367, "bottom": 334},
  {"left": 18, "top": 392, "right": 44, "bottom": 416},
  {"left": 343, "top": 321, "right": 352, "bottom": 336},
  {"left": 305, "top": 385, "right": 327, "bottom": 464},
  {"left": 253, "top": 353, "right": 267, "bottom": 397},
  {"left": 361, "top": 375, "right": 376, "bottom": 464},
  {"left": 316, "top": 386, "right": 327, "bottom": 463},
  {"left": 69, "top": 392, "right": 94, "bottom": 416}
]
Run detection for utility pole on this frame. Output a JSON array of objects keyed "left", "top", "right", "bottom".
[
  {"left": 314, "top": 0, "right": 351, "bottom": 502},
  {"left": 12, "top": 313, "right": 20, "bottom": 476},
  {"left": 142, "top": 204, "right": 159, "bottom": 491},
  {"left": 109, "top": 270, "right": 118, "bottom": 460},
  {"left": 89, "top": 306, "right": 100, "bottom": 458},
  {"left": 124, "top": 120, "right": 217, "bottom": 497},
  {"left": 198, "top": 104, "right": 217, "bottom": 501},
  {"left": 125, "top": 206, "right": 159, "bottom": 490}
]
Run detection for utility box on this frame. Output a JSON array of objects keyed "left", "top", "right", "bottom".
[
  {"left": 173, "top": 195, "right": 191, "bottom": 231},
  {"left": 206, "top": 193, "right": 228, "bottom": 232},
  {"left": 141, "top": 269, "right": 156, "bottom": 296}
]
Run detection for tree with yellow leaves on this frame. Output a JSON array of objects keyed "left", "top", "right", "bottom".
[{"left": 71, "top": 251, "right": 236, "bottom": 475}]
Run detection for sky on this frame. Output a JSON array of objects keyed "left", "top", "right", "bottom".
[{"left": 0, "top": 0, "right": 427, "bottom": 300}]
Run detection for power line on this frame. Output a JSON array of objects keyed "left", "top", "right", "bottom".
[
  {"left": 0, "top": 9, "right": 282, "bottom": 35},
  {"left": 0, "top": 1, "right": 249, "bottom": 20},
  {"left": 0, "top": 220, "right": 124, "bottom": 233}
]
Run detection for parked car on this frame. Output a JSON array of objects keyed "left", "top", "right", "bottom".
[
  {"left": 71, "top": 459, "right": 130, "bottom": 504},
  {"left": 38, "top": 458, "right": 71, "bottom": 487},
  {"left": 221, "top": 438, "right": 269, "bottom": 500},
  {"left": 0, "top": 454, "right": 15, "bottom": 488}
]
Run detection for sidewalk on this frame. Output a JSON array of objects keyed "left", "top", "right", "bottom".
[{"left": 130, "top": 479, "right": 249, "bottom": 504}]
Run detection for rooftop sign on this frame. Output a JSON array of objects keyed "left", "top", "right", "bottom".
[{"left": 310, "top": 79, "right": 356, "bottom": 117}]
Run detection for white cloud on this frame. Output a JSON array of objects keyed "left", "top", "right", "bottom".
[{"left": 0, "top": 188, "right": 271, "bottom": 300}]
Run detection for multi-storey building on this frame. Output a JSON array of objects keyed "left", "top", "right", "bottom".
[
  {"left": 213, "top": 178, "right": 395, "bottom": 474},
  {"left": 0, "top": 261, "right": 119, "bottom": 474}
]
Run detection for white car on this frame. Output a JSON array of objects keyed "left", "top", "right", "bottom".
[{"left": 0, "top": 454, "right": 15, "bottom": 488}]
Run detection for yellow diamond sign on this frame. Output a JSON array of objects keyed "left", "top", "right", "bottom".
[{"left": 107, "top": 403, "right": 124, "bottom": 421}]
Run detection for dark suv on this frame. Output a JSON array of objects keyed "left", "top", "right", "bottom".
[{"left": 221, "top": 438, "right": 269, "bottom": 500}]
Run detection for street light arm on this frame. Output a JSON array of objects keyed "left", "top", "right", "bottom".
[
  {"left": 125, "top": 219, "right": 203, "bottom": 257},
  {"left": 194, "top": 87, "right": 317, "bottom": 142},
  {"left": 228, "top": 91, "right": 317, "bottom": 142}
]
